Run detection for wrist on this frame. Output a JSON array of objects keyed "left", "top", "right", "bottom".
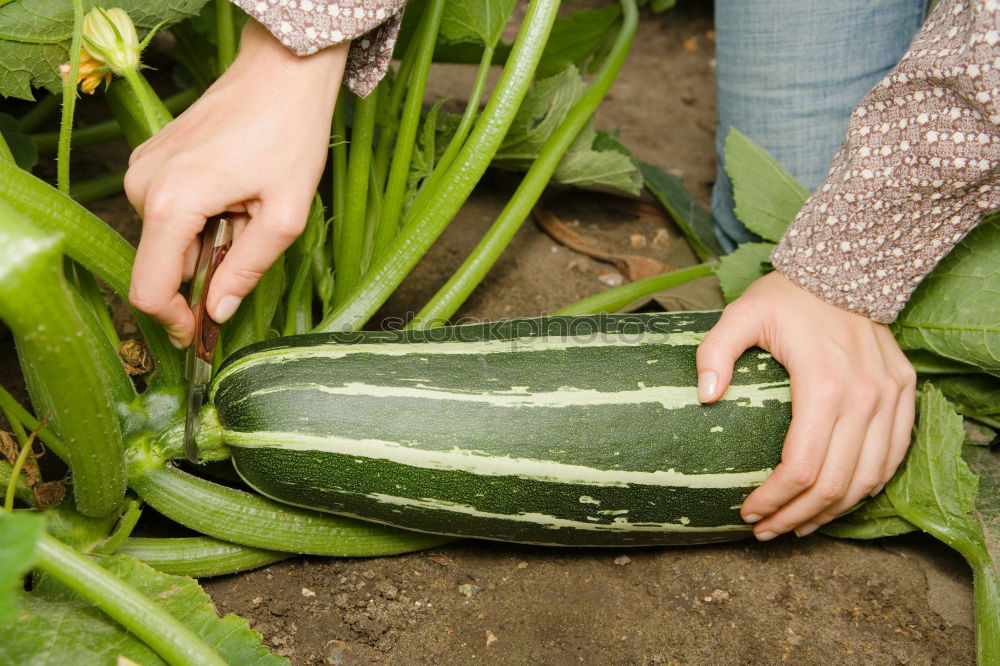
[{"left": 230, "top": 19, "right": 349, "bottom": 108}]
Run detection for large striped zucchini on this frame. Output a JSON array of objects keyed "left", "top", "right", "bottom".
[{"left": 212, "top": 312, "right": 791, "bottom": 546}]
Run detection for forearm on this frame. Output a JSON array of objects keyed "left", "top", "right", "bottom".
[{"left": 771, "top": 0, "right": 1000, "bottom": 323}]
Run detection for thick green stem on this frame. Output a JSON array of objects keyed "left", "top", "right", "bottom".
[
  {"left": 128, "top": 462, "right": 450, "bottom": 555},
  {"left": 34, "top": 533, "right": 228, "bottom": 666},
  {"left": 371, "top": 0, "right": 446, "bottom": 261},
  {"left": 331, "top": 95, "right": 348, "bottom": 257},
  {"left": 214, "top": 0, "right": 236, "bottom": 72},
  {"left": 974, "top": 561, "right": 1000, "bottom": 666},
  {"left": 411, "top": 0, "right": 639, "bottom": 327},
  {"left": 57, "top": 0, "right": 85, "bottom": 194},
  {"left": 118, "top": 536, "right": 292, "bottom": 578},
  {"left": 316, "top": 0, "right": 562, "bottom": 332},
  {"left": 0, "top": 201, "right": 126, "bottom": 516},
  {"left": 409, "top": 45, "right": 494, "bottom": 216},
  {"left": 31, "top": 88, "right": 197, "bottom": 154},
  {"left": 119, "top": 68, "right": 167, "bottom": 140},
  {"left": 372, "top": 34, "right": 422, "bottom": 189},
  {"left": 333, "top": 88, "right": 379, "bottom": 305},
  {"left": 70, "top": 169, "right": 124, "bottom": 203},
  {"left": 554, "top": 263, "right": 717, "bottom": 316},
  {"left": 0, "top": 159, "right": 182, "bottom": 385}
]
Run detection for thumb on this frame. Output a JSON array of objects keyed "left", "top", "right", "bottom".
[
  {"left": 206, "top": 199, "right": 308, "bottom": 323},
  {"left": 696, "top": 305, "right": 762, "bottom": 403}
]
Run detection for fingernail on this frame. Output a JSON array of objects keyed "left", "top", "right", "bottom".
[
  {"left": 870, "top": 483, "right": 885, "bottom": 497},
  {"left": 168, "top": 334, "right": 185, "bottom": 349},
  {"left": 755, "top": 530, "right": 778, "bottom": 542},
  {"left": 214, "top": 295, "right": 242, "bottom": 323},
  {"left": 743, "top": 513, "right": 763, "bottom": 524},
  {"left": 697, "top": 371, "right": 718, "bottom": 403},
  {"left": 794, "top": 523, "right": 820, "bottom": 538}
]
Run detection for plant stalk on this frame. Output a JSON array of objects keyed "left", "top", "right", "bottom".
[
  {"left": 0, "top": 386, "right": 67, "bottom": 462},
  {"left": 409, "top": 45, "right": 495, "bottom": 215},
  {"left": 70, "top": 169, "right": 125, "bottom": 203},
  {"left": 56, "top": 0, "right": 85, "bottom": 194},
  {"left": 316, "top": 0, "right": 563, "bottom": 332},
  {"left": 118, "top": 536, "right": 292, "bottom": 578},
  {"left": 371, "top": 0, "right": 446, "bottom": 261},
  {"left": 0, "top": 200, "right": 126, "bottom": 516},
  {"left": 31, "top": 88, "right": 198, "bottom": 154},
  {"left": 411, "top": 0, "right": 639, "bottom": 327},
  {"left": 0, "top": 159, "right": 182, "bottom": 385},
  {"left": 128, "top": 462, "right": 450, "bottom": 556},
  {"left": 17, "top": 92, "right": 60, "bottom": 133},
  {"left": 214, "top": 0, "right": 237, "bottom": 72},
  {"left": 333, "top": 87, "right": 379, "bottom": 305},
  {"left": 974, "top": 561, "right": 1000, "bottom": 666},
  {"left": 34, "top": 532, "right": 228, "bottom": 666},
  {"left": 554, "top": 263, "right": 717, "bottom": 316},
  {"left": 120, "top": 68, "right": 167, "bottom": 139}
]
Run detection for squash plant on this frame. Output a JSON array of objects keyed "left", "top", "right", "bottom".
[{"left": 0, "top": 0, "right": 647, "bottom": 662}]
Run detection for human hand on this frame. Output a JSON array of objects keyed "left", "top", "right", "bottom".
[
  {"left": 696, "top": 271, "right": 916, "bottom": 540},
  {"left": 124, "top": 19, "right": 349, "bottom": 348}
]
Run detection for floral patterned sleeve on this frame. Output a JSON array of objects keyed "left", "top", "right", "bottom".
[
  {"left": 770, "top": 0, "right": 1000, "bottom": 323},
  {"left": 232, "top": 0, "right": 407, "bottom": 97}
]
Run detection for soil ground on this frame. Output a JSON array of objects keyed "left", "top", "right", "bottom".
[{"left": 0, "top": 2, "right": 978, "bottom": 664}]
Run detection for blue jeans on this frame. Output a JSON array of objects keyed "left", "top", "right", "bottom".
[{"left": 712, "top": 0, "right": 929, "bottom": 251}]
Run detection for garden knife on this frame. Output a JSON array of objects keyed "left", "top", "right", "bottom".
[{"left": 183, "top": 214, "right": 233, "bottom": 463}]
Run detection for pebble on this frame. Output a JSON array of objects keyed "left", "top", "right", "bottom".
[
  {"left": 458, "top": 583, "right": 482, "bottom": 598},
  {"left": 301, "top": 587, "right": 315, "bottom": 598},
  {"left": 597, "top": 270, "right": 624, "bottom": 287},
  {"left": 613, "top": 555, "right": 632, "bottom": 566}
]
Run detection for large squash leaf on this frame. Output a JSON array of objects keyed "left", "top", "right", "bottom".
[
  {"left": 0, "top": 0, "right": 210, "bottom": 99},
  {"left": 0, "top": 511, "right": 44, "bottom": 624},
  {"left": 893, "top": 214, "right": 1000, "bottom": 377},
  {"left": 723, "top": 128, "right": 810, "bottom": 242},
  {"left": 0, "top": 551, "right": 288, "bottom": 665}
]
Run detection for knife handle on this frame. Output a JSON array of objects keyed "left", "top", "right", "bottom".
[{"left": 192, "top": 215, "right": 234, "bottom": 363}]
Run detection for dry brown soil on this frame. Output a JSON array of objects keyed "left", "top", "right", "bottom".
[{"left": 1, "top": 2, "right": 977, "bottom": 665}]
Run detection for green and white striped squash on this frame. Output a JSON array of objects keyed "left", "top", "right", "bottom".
[{"left": 212, "top": 312, "right": 791, "bottom": 546}]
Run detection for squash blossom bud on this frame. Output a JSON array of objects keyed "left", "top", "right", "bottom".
[
  {"left": 58, "top": 48, "right": 111, "bottom": 94},
  {"left": 82, "top": 7, "right": 141, "bottom": 75}
]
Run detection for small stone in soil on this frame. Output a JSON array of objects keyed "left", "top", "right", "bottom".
[
  {"left": 614, "top": 555, "right": 632, "bottom": 566},
  {"left": 458, "top": 583, "right": 482, "bottom": 598},
  {"left": 597, "top": 270, "right": 624, "bottom": 287},
  {"left": 485, "top": 630, "right": 498, "bottom": 648},
  {"left": 301, "top": 587, "right": 315, "bottom": 597},
  {"left": 629, "top": 233, "right": 647, "bottom": 248}
]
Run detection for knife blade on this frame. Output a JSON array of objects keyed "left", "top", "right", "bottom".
[{"left": 183, "top": 214, "right": 233, "bottom": 463}]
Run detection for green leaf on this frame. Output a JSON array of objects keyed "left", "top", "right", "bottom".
[
  {"left": 886, "top": 384, "right": 987, "bottom": 563},
  {"left": 408, "top": 99, "right": 448, "bottom": 201},
  {"left": 0, "top": 0, "right": 211, "bottom": 99},
  {"left": 716, "top": 242, "right": 775, "bottom": 302},
  {"left": 0, "top": 594, "right": 167, "bottom": 665},
  {"left": 723, "top": 128, "right": 810, "bottom": 242},
  {"left": 494, "top": 66, "right": 587, "bottom": 165},
  {"left": 534, "top": 5, "right": 622, "bottom": 78},
  {"left": 550, "top": 125, "right": 641, "bottom": 195},
  {"left": 488, "top": 65, "right": 640, "bottom": 194},
  {"left": 0, "top": 551, "right": 288, "bottom": 665},
  {"left": 893, "top": 213, "right": 1000, "bottom": 377},
  {"left": 0, "top": 511, "right": 45, "bottom": 624},
  {"left": 640, "top": 161, "right": 723, "bottom": 262},
  {"left": 926, "top": 374, "right": 1000, "bottom": 429},
  {"left": 439, "top": 0, "right": 516, "bottom": 48},
  {"left": 0, "top": 112, "right": 36, "bottom": 169},
  {"left": 820, "top": 493, "right": 917, "bottom": 539},
  {"left": 100, "top": 556, "right": 288, "bottom": 665}
]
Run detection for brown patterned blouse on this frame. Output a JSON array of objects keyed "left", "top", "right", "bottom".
[{"left": 239, "top": 0, "right": 1000, "bottom": 324}]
